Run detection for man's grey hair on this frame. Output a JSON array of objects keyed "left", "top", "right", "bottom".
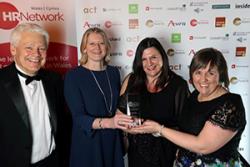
[{"left": 10, "top": 23, "right": 49, "bottom": 48}]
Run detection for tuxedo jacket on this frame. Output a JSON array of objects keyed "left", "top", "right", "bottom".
[{"left": 0, "top": 63, "right": 64, "bottom": 167}]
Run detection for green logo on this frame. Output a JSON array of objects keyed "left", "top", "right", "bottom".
[
  {"left": 171, "top": 33, "right": 181, "bottom": 43},
  {"left": 129, "top": 4, "right": 138, "bottom": 14}
]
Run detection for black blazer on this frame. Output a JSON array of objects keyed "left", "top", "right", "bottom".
[{"left": 0, "top": 63, "right": 64, "bottom": 167}]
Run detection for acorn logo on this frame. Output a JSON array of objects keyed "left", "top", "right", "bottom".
[{"left": 230, "top": 77, "right": 238, "bottom": 84}]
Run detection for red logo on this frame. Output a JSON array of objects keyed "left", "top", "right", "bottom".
[
  {"left": 104, "top": 21, "right": 112, "bottom": 28},
  {"left": 0, "top": 2, "right": 19, "bottom": 30},
  {"left": 215, "top": 17, "right": 226, "bottom": 27},
  {"left": 190, "top": 19, "right": 197, "bottom": 26},
  {"left": 127, "top": 49, "right": 134, "bottom": 57},
  {"left": 235, "top": 47, "right": 246, "bottom": 57}
]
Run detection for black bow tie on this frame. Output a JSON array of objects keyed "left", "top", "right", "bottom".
[{"left": 16, "top": 69, "right": 41, "bottom": 85}]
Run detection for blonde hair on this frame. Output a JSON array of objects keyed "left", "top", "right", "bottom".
[{"left": 79, "top": 27, "right": 111, "bottom": 65}]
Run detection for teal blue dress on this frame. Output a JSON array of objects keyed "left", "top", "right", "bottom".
[{"left": 64, "top": 65, "right": 124, "bottom": 167}]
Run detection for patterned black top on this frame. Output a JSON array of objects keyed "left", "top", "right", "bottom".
[{"left": 175, "top": 90, "right": 246, "bottom": 166}]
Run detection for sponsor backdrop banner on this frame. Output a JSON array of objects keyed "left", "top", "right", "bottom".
[
  {"left": 0, "top": 0, "right": 249, "bottom": 164},
  {"left": 0, "top": 0, "right": 78, "bottom": 74},
  {"left": 76, "top": 0, "right": 250, "bottom": 163}
]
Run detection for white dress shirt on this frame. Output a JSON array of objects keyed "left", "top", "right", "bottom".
[{"left": 16, "top": 65, "right": 55, "bottom": 163}]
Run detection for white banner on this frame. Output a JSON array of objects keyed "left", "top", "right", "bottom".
[{"left": 76, "top": 0, "right": 250, "bottom": 163}]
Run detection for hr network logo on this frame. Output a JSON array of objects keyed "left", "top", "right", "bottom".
[
  {"left": 0, "top": 2, "right": 19, "bottom": 29},
  {"left": 0, "top": 2, "right": 64, "bottom": 30}
]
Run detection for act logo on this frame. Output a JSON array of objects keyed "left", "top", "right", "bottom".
[
  {"left": 83, "top": 7, "right": 97, "bottom": 14},
  {"left": 0, "top": 2, "right": 19, "bottom": 29}
]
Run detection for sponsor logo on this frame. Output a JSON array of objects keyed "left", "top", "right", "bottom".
[
  {"left": 105, "top": 21, "right": 112, "bottom": 28},
  {"left": 219, "top": 49, "right": 230, "bottom": 55},
  {"left": 189, "top": 49, "right": 196, "bottom": 56},
  {"left": 83, "top": 21, "right": 101, "bottom": 28},
  {"left": 233, "top": 17, "right": 241, "bottom": 25},
  {"left": 124, "top": 65, "right": 132, "bottom": 70},
  {"left": 233, "top": 17, "right": 250, "bottom": 25},
  {"left": 231, "top": 64, "right": 249, "bottom": 69},
  {"left": 102, "top": 8, "right": 121, "bottom": 12},
  {"left": 167, "top": 4, "right": 186, "bottom": 11},
  {"left": 129, "top": 4, "right": 138, "bottom": 14},
  {"left": 230, "top": 77, "right": 238, "bottom": 84},
  {"left": 145, "top": 6, "right": 163, "bottom": 11},
  {"left": 210, "top": 34, "right": 229, "bottom": 41},
  {"left": 126, "top": 35, "right": 140, "bottom": 43},
  {"left": 236, "top": 37, "right": 247, "bottom": 43},
  {"left": 194, "top": 8, "right": 204, "bottom": 13},
  {"left": 167, "top": 48, "right": 185, "bottom": 56},
  {"left": 145, "top": 19, "right": 164, "bottom": 28},
  {"left": 167, "top": 48, "right": 175, "bottom": 57},
  {"left": 83, "top": 7, "right": 97, "bottom": 14},
  {"left": 235, "top": 3, "right": 250, "bottom": 9},
  {"left": 109, "top": 37, "right": 121, "bottom": 42},
  {"left": 190, "top": 19, "right": 209, "bottom": 26},
  {"left": 171, "top": 33, "right": 181, "bottom": 43},
  {"left": 129, "top": 19, "right": 139, "bottom": 29},
  {"left": 104, "top": 20, "right": 122, "bottom": 29},
  {"left": 0, "top": 2, "right": 64, "bottom": 30},
  {"left": 212, "top": 4, "right": 230, "bottom": 9},
  {"left": 233, "top": 31, "right": 250, "bottom": 36},
  {"left": 0, "top": 2, "right": 19, "bottom": 29},
  {"left": 189, "top": 35, "right": 207, "bottom": 40},
  {"left": 215, "top": 17, "right": 226, "bottom": 27},
  {"left": 168, "top": 20, "right": 186, "bottom": 27},
  {"left": 230, "top": 76, "right": 249, "bottom": 85},
  {"left": 145, "top": 20, "right": 154, "bottom": 27},
  {"left": 235, "top": 47, "right": 246, "bottom": 57},
  {"left": 110, "top": 52, "right": 122, "bottom": 56},
  {"left": 190, "top": 2, "right": 208, "bottom": 7},
  {"left": 127, "top": 49, "right": 134, "bottom": 57},
  {"left": 169, "top": 64, "right": 182, "bottom": 71}
]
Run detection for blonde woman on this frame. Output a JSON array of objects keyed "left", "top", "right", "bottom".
[{"left": 64, "top": 27, "right": 131, "bottom": 167}]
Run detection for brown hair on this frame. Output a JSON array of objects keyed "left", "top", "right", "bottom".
[{"left": 189, "top": 48, "right": 229, "bottom": 88}]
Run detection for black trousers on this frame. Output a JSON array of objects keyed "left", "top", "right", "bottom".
[{"left": 29, "top": 151, "right": 59, "bottom": 167}]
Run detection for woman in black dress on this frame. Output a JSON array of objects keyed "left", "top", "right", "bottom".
[
  {"left": 118, "top": 37, "right": 190, "bottom": 167},
  {"left": 134, "top": 48, "right": 247, "bottom": 166}
]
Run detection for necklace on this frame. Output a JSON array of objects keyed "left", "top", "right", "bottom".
[{"left": 90, "top": 69, "right": 113, "bottom": 116}]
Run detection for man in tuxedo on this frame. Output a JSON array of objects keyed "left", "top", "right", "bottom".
[{"left": 0, "top": 23, "right": 64, "bottom": 167}]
